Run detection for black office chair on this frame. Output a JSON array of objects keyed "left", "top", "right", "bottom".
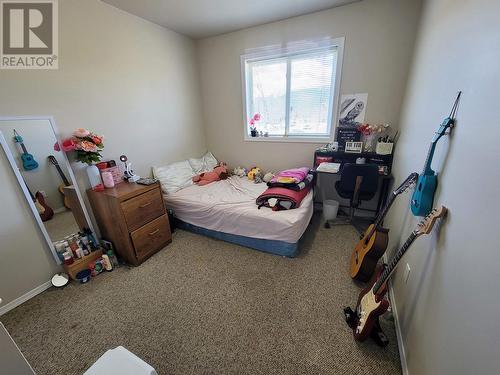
[{"left": 326, "top": 163, "right": 379, "bottom": 228}]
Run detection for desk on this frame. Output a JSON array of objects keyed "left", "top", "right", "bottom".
[{"left": 312, "top": 150, "right": 394, "bottom": 216}]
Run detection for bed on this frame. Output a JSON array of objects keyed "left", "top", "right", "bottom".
[{"left": 163, "top": 176, "right": 313, "bottom": 257}]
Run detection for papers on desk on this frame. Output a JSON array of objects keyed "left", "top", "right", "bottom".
[{"left": 316, "top": 162, "right": 341, "bottom": 173}]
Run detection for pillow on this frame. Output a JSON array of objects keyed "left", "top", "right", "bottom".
[
  {"left": 153, "top": 160, "right": 195, "bottom": 194},
  {"left": 188, "top": 156, "right": 205, "bottom": 174},
  {"left": 203, "top": 151, "right": 218, "bottom": 171},
  {"left": 189, "top": 151, "right": 218, "bottom": 174}
]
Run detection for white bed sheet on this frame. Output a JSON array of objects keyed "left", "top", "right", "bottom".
[{"left": 164, "top": 176, "right": 313, "bottom": 243}]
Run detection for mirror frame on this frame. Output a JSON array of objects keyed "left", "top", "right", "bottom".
[{"left": 0, "top": 116, "right": 96, "bottom": 264}]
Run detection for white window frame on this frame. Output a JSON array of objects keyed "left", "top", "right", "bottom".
[{"left": 241, "top": 37, "right": 344, "bottom": 143}]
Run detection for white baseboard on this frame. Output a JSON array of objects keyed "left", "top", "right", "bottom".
[
  {"left": 0, "top": 281, "right": 52, "bottom": 316},
  {"left": 387, "top": 279, "right": 409, "bottom": 375},
  {"left": 382, "top": 252, "right": 408, "bottom": 375}
]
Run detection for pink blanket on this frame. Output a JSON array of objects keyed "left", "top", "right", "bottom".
[{"left": 271, "top": 167, "right": 310, "bottom": 184}]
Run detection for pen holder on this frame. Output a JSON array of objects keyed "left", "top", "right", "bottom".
[{"left": 376, "top": 142, "right": 394, "bottom": 155}]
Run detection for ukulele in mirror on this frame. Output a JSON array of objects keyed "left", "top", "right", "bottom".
[
  {"left": 13, "top": 130, "right": 39, "bottom": 171},
  {"left": 349, "top": 172, "right": 419, "bottom": 282},
  {"left": 48, "top": 155, "right": 72, "bottom": 209},
  {"left": 351, "top": 206, "right": 447, "bottom": 342},
  {"left": 411, "top": 92, "right": 461, "bottom": 216}
]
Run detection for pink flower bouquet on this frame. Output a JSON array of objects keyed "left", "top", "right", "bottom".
[{"left": 59, "top": 128, "right": 104, "bottom": 165}]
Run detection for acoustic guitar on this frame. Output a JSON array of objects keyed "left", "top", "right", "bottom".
[
  {"left": 351, "top": 206, "right": 447, "bottom": 342},
  {"left": 48, "top": 155, "right": 72, "bottom": 209},
  {"left": 410, "top": 92, "right": 461, "bottom": 216},
  {"left": 349, "top": 172, "right": 419, "bottom": 282},
  {"left": 13, "top": 130, "right": 39, "bottom": 171}
]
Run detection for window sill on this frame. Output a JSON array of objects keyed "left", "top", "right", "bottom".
[{"left": 244, "top": 136, "right": 333, "bottom": 144}]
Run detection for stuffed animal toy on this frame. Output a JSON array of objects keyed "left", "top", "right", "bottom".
[
  {"left": 233, "top": 166, "right": 247, "bottom": 177},
  {"left": 247, "top": 167, "right": 264, "bottom": 183},
  {"left": 247, "top": 167, "right": 262, "bottom": 181},
  {"left": 193, "top": 162, "right": 229, "bottom": 186},
  {"left": 263, "top": 172, "right": 275, "bottom": 183}
]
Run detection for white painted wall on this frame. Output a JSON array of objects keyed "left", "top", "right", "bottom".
[
  {"left": 384, "top": 0, "right": 500, "bottom": 373},
  {"left": 197, "top": 0, "right": 422, "bottom": 171},
  {"left": 0, "top": 0, "right": 206, "bottom": 308}
]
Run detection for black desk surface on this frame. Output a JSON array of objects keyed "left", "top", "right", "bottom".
[{"left": 313, "top": 150, "right": 393, "bottom": 175}]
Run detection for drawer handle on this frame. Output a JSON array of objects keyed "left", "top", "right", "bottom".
[
  {"left": 140, "top": 201, "right": 152, "bottom": 208},
  {"left": 148, "top": 229, "right": 160, "bottom": 236}
]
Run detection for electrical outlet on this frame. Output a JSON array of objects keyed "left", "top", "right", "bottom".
[{"left": 404, "top": 263, "right": 411, "bottom": 284}]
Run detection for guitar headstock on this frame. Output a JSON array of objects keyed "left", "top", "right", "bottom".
[
  {"left": 13, "top": 129, "right": 23, "bottom": 143},
  {"left": 432, "top": 118, "right": 455, "bottom": 143},
  {"left": 47, "top": 155, "right": 59, "bottom": 166},
  {"left": 415, "top": 206, "right": 448, "bottom": 236},
  {"left": 432, "top": 92, "right": 462, "bottom": 143},
  {"left": 394, "top": 172, "right": 419, "bottom": 195}
]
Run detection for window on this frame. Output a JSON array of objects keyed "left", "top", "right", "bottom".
[{"left": 242, "top": 38, "right": 343, "bottom": 142}]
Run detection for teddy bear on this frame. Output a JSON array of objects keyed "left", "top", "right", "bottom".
[
  {"left": 193, "top": 162, "right": 229, "bottom": 186},
  {"left": 263, "top": 172, "right": 275, "bottom": 183},
  {"left": 232, "top": 166, "right": 247, "bottom": 177},
  {"left": 247, "top": 167, "right": 263, "bottom": 183},
  {"left": 247, "top": 167, "right": 260, "bottom": 180}
]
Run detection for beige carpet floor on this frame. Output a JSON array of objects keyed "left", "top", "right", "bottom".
[
  {"left": 44, "top": 210, "right": 80, "bottom": 242},
  {"left": 1, "top": 214, "right": 401, "bottom": 374}
]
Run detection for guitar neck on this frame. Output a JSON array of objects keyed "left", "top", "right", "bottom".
[
  {"left": 20, "top": 142, "right": 28, "bottom": 154},
  {"left": 373, "top": 231, "right": 418, "bottom": 294},
  {"left": 372, "top": 191, "right": 397, "bottom": 230},
  {"left": 422, "top": 141, "right": 437, "bottom": 175},
  {"left": 55, "top": 164, "right": 71, "bottom": 186}
]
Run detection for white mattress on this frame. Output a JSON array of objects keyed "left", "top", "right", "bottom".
[{"left": 164, "top": 176, "right": 313, "bottom": 243}]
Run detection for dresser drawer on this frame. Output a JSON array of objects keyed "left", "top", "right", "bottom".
[
  {"left": 130, "top": 214, "right": 171, "bottom": 259},
  {"left": 121, "top": 188, "right": 165, "bottom": 232}
]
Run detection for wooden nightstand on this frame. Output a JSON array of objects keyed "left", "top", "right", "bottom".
[{"left": 87, "top": 182, "right": 171, "bottom": 266}]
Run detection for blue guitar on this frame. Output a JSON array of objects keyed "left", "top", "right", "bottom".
[
  {"left": 411, "top": 92, "right": 461, "bottom": 216},
  {"left": 13, "top": 130, "right": 39, "bottom": 171}
]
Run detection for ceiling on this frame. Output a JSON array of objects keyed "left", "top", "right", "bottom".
[{"left": 102, "top": 0, "right": 360, "bottom": 39}]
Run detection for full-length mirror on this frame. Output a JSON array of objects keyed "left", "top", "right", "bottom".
[{"left": 0, "top": 117, "right": 95, "bottom": 264}]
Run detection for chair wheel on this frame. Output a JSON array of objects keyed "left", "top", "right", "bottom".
[{"left": 324, "top": 222, "right": 331, "bottom": 229}]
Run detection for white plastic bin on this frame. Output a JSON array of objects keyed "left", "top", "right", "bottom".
[{"left": 323, "top": 200, "right": 339, "bottom": 221}]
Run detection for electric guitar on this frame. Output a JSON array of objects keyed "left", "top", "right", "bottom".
[
  {"left": 351, "top": 206, "right": 447, "bottom": 342},
  {"left": 411, "top": 92, "right": 461, "bottom": 216},
  {"left": 24, "top": 180, "right": 54, "bottom": 222},
  {"left": 349, "top": 172, "right": 419, "bottom": 282},
  {"left": 13, "top": 130, "right": 39, "bottom": 171},
  {"left": 48, "top": 155, "right": 72, "bottom": 209}
]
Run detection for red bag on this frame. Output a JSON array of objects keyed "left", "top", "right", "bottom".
[{"left": 256, "top": 186, "right": 311, "bottom": 211}]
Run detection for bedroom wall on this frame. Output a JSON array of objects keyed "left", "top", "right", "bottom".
[
  {"left": 196, "top": 0, "right": 422, "bottom": 171},
  {"left": 384, "top": 0, "right": 500, "bottom": 373},
  {"left": 0, "top": 0, "right": 206, "bottom": 310}
]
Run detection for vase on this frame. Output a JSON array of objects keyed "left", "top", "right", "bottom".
[{"left": 86, "top": 164, "right": 104, "bottom": 191}]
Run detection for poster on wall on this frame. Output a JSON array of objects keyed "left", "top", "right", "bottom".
[
  {"left": 336, "top": 93, "right": 368, "bottom": 151},
  {"left": 338, "top": 93, "right": 368, "bottom": 127}
]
